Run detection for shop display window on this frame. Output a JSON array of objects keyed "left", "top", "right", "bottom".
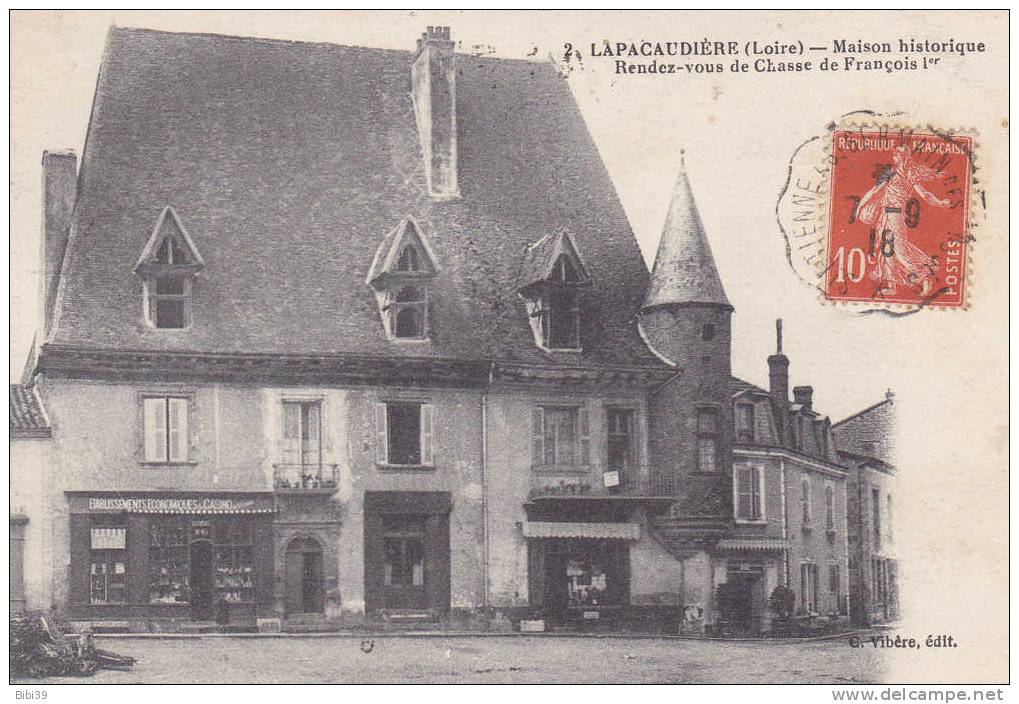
[
  {"left": 566, "top": 557, "right": 617, "bottom": 607},
  {"left": 90, "top": 518, "right": 127, "bottom": 605},
  {"left": 149, "top": 518, "right": 191, "bottom": 604},
  {"left": 213, "top": 518, "right": 254, "bottom": 604},
  {"left": 382, "top": 515, "right": 425, "bottom": 587}
]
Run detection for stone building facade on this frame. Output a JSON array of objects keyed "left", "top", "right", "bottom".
[
  {"left": 835, "top": 394, "right": 898, "bottom": 625},
  {"left": 13, "top": 25, "right": 883, "bottom": 634}
]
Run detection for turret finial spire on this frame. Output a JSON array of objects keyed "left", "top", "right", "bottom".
[{"left": 642, "top": 153, "right": 731, "bottom": 310}]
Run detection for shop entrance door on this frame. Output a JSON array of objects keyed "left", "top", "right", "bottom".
[
  {"left": 382, "top": 515, "right": 427, "bottom": 610},
  {"left": 285, "top": 538, "right": 324, "bottom": 615},
  {"left": 190, "top": 540, "right": 214, "bottom": 621}
]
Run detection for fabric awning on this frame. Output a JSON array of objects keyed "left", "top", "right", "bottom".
[
  {"left": 522, "top": 521, "right": 640, "bottom": 541},
  {"left": 717, "top": 537, "right": 788, "bottom": 552}
]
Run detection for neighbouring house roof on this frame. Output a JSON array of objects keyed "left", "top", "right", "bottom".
[
  {"left": 730, "top": 376, "right": 840, "bottom": 465},
  {"left": 10, "top": 385, "right": 52, "bottom": 438},
  {"left": 643, "top": 157, "right": 731, "bottom": 310},
  {"left": 48, "top": 27, "right": 662, "bottom": 370},
  {"left": 833, "top": 393, "right": 896, "bottom": 464}
]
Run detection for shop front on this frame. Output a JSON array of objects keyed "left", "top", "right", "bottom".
[
  {"left": 524, "top": 521, "right": 639, "bottom": 628},
  {"left": 363, "top": 491, "right": 451, "bottom": 615},
  {"left": 67, "top": 492, "right": 276, "bottom": 626}
]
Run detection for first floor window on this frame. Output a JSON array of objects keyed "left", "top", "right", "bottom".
[
  {"left": 532, "top": 406, "right": 590, "bottom": 467},
  {"left": 375, "top": 401, "right": 434, "bottom": 466},
  {"left": 825, "top": 484, "right": 836, "bottom": 530},
  {"left": 143, "top": 396, "right": 189, "bottom": 463},
  {"left": 735, "top": 465, "right": 763, "bottom": 520},
  {"left": 281, "top": 400, "right": 322, "bottom": 467},
  {"left": 800, "top": 562, "right": 819, "bottom": 614},
  {"left": 696, "top": 408, "right": 719, "bottom": 472},
  {"left": 801, "top": 476, "right": 812, "bottom": 526},
  {"left": 606, "top": 408, "right": 635, "bottom": 472},
  {"left": 872, "top": 487, "right": 882, "bottom": 550}
]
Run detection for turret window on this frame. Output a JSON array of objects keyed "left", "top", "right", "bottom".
[{"left": 696, "top": 408, "right": 719, "bottom": 472}]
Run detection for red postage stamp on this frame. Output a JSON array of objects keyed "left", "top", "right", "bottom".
[{"left": 824, "top": 129, "right": 972, "bottom": 308}]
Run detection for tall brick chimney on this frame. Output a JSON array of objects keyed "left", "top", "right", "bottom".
[
  {"left": 767, "top": 319, "right": 790, "bottom": 412},
  {"left": 411, "top": 26, "right": 459, "bottom": 200},
  {"left": 792, "top": 385, "right": 813, "bottom": 411},
  {"left": 39, "top": 150, "right": 77, "bottom": 337}
]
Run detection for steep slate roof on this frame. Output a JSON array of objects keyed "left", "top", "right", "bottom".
[
  {"left": 50, "top": 27, "right": 661, "bottom": 370},
  {"left": 833, "top": 394, "right": 896, "bottom": 463},
  {"left": 10, "top": 385, "right": 52, "bottom": 438},
  {"left": 643, "top": 157, "right": 730, "bottom": 310}
]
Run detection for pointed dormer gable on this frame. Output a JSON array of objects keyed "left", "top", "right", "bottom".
[
  {"left": 366, "top": 216, "right": 439, "bottom": 290},
  {"left": 518, "top": 228, "right": 591, "bottom": 352},
  {"left": 367, "top": 217, "right": 439, "bottom": 341},
  {"left": 644, "top": 155, "right": 730, "bottom": 310},
  {"left": 134, "top": 206, "right": 204, "bottom": 276},
  {"left": 516, "top": 228, "right": 591, "bottom": 294}
]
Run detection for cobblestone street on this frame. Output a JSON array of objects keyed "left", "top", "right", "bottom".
[{"left": 18, "top": 634, "right": 885, "bottom": 684}]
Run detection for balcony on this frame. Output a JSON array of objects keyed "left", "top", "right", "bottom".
[
  {"left": 273, "top": 463, "right": 338, "bottom": 493},
  {"left": 528, "top": 465, "right": 674, "bottom": 506}
]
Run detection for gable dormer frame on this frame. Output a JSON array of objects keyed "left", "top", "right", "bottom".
[
  {"left": 134, "top": 206, "right": 204, "bottom": 330},
  {"left": 367, "top": 217, "right": 439, "bottom": 341},
  {"left": 518, "top": 229, "right": 592, "bottom": 353},
  {"left": 134, "top": 206, "right": 205, "bottom": 277}
]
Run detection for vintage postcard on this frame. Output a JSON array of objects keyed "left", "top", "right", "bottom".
[{"left": 8, "top": 10, "right": 1008, "bottom": 690}]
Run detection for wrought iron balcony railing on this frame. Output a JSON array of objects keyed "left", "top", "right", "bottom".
[
  {"left": 528, "top": 465, "right": 674, "bottom": 500},
  {"left": 273, "top": 463, "right": 339, "bottom": 491}
]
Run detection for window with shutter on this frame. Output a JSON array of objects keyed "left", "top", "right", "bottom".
[
  {"left": 420, "top": 404, "right": 434, "bottom": 466},
  {"left": 801, "top": 477, "right": 812, "bottom": 525},
  {"left": 378, "top": 401, "right": 428, "bottom": 467},
  {"left": 531, "top": 407, "right": 544, "bottom": 465},
  {"left": 825, "top": 484, "right": 835, "bottom": 530},
  {"left": 735, "top": 465, "right": 763, "bottom": 521},
  {"left": 578, "top": 407, "right": 590, "bottom": 465},
  {"left": 374, "top": 402, "right": 389, "bottom": 464},
  {"left": 143, "top": 396, "right": 189, "bottom": 464},
  {"left": 144, "top": 397, "right": 168, "bottom": 463}
]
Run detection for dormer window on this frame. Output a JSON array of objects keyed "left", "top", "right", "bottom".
[
  {"left": 517, "top": 229, "right": 591, "bottom": 352},
  {"left": 366, "top": 218, "right": 439, "bottom": 342},
  {"left": 134, "top": 207, "right": 204, "bottom": 330},
  {"left": 392, "top": 285, "right": 426, "bottom": 339}
]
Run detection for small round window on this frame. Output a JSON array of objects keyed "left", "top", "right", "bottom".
[{"left": 701, "top": 324, "right": 715, "bottom": 341}]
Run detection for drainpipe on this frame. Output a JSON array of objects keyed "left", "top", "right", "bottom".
[
  {"left": 780, "top": 458, "right": 789, "bottom": 585},
  {"left": 480, "top": 363, "right": 493, "bottom": 610}
]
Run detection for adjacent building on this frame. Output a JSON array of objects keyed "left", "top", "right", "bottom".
[
  {"left": 834, "top": 393, "right": 898, "bottom": 625},
  {"left": 12, "top": 25, "right": 887, "bottom": 634}
]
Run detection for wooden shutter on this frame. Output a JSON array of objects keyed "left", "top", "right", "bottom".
[
  {"left": 736, "top": 466, "right": 752, "bottom": 519},
  {"left": 531, "top": 407, "right": 544, "bottom": 466},
  {"left": 420, "top": 404, "right": 434, "bottom": 466},
  {"left": 751, "top": 466, "right": 761, "bottom": 519},
  {"left": 578, "top": 407, "right": 590, "bottom": 465},
  {"left": 374, "top": 402, "right": 389, "bottom": 464},
  {"left": 167, "top": 397, "right": 188, "bottom": 462},
  {"left": 143, "top": 397, "right": 168, "bottom": 462},
  {"left": 281, "top": 402, "right": 301, "bottom": 465},
  {"left": 305, "top": 403, "right": 321, "bottom": 466}
]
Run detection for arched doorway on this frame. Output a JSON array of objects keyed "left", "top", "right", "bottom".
[{"left": 285, "top": 537, "right": 324, "bottom": 616}]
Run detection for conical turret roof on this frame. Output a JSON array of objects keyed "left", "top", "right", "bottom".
[{"left": 643, "top": 156, "right": 731, "bottom": 309}]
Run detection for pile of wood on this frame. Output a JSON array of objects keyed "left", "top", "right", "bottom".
[{"left": 10, "top": 613, "right": 136, "bottom": 678}]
